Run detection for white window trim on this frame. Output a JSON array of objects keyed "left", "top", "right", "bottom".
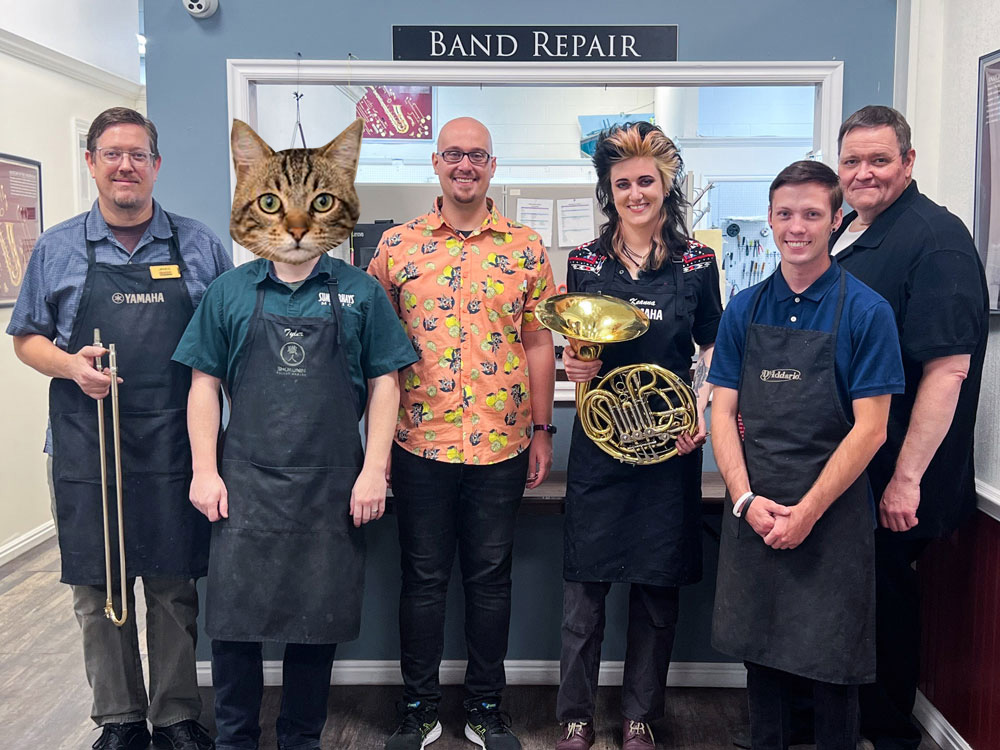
[{"left": 226, "top": 58, "right": 844, "bottom": 266}]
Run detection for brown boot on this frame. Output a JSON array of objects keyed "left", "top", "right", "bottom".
[
  {"left": 622, "top": 719, "right": 655, "bottom": 750},
  {"left": 555, "top": 721, "right": 595, "bottom": 750}
]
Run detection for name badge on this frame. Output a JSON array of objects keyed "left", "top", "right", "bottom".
[{"left": 150, "top": 264, "right": 181, "bottom": 280}]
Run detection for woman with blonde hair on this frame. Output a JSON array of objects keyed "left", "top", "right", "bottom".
[{"left": 555, "top": 122, "right": 722, "bottom": 750}]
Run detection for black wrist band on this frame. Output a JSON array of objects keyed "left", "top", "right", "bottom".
[{"left": 532, "top": 423, "right": 557, "bottom": 435}]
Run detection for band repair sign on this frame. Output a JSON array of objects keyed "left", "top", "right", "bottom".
[{"left": 393, "top": 26, "right": 678, "bottom": 62}]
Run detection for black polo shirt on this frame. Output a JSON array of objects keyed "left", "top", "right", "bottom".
[{"left": 832, "top": 181, "right": 989, "bottom": 538}]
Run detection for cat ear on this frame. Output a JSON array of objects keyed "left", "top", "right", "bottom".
[
  {"left": 320, "top": 118, "right": 364, "bottom": 180},
  {"left": 231, "top": 119, "right": 274, "bottom": 181}
]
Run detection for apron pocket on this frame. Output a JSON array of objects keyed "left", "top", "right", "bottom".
[
  {"left": 220, "top": 460, "right": 359, "bottom": 533},
  {"left": 51, "top": 411, "right": 102, "bottom": 482},
  {"left": 119, "top": 407, "right": 191, "bottom": 475}
]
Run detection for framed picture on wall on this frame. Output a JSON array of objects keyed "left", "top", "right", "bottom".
[
  {"left": 356, "top": 85, "right": 433, "bottom": 141},
  {"left": 974, "top": 48, "right": 1000, "bottom": 312},
  {"left": 0, "top": 153, "right": 43, "bottom": 307}
]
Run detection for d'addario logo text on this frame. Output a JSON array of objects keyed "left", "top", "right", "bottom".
[
  {"left": 112, "top": 292, "right": 165, "bottom": 304},
  {"left": 760, "top": 368, "right": 801, "bottom": 383}
]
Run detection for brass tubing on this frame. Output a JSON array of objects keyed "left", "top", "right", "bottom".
[{"left": 94, "top": 330, "right": 127, "bottom": 627}]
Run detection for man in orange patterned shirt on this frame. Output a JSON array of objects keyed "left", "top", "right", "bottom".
[{"left": 369, "top": 117, "right": 555, "bottom": 750}]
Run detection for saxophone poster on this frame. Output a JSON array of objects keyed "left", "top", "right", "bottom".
[
  {"left": 0, "top": 153, "right": 42, "bottom": 306},
  {"left": 356, "top": 85, "right": 433, "bottom": 140}
]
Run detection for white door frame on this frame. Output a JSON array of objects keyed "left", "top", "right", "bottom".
[{"left": 226, "top": 59, "right": 843, "bottom": 265}]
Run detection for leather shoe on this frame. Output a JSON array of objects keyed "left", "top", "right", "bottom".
[
  {"left": 622, "top": 719, "right": 655, "bottom": 750},
  {"left": 151, "top": 720, "right": 214, "bottom": 750},
  {"left": 93, "top": 721, "right": 151, "bottom": 750},
  {"left": 556, "top": 720, "right": 595, "bottom": 749}
]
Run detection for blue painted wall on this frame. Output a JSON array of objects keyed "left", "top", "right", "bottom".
[{"left": 146, "top": 1, "right": 897, "bottom": 664}]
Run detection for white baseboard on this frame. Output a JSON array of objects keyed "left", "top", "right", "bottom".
[
  {"left": 0, "top": 520, "right": 55, "bottom": 567},
  {"left": 196, "top": 659, "right": 747, "bottom": 688},
  {"left": 913, "top": 691, "right": 973, "bottom": 750}
]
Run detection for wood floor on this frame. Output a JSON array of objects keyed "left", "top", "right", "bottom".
[{"left": 0, "top": 539, "right": 940, "bottom": 749}]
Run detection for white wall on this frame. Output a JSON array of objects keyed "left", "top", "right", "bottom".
[
  {"left": 0, "top": 39, "right": 142, "bottom": 556},
  {"left": 906, "top": 0, "right": 1000, "bottom": 490},
  {"left": 0, "top": 0, "right": 140, "bottom": 81}
]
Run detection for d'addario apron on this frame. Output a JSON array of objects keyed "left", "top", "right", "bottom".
[
  {"left": 206, "top": 278, "right": 366, "bottom": 644},
  {"left": 564, "top": 260, "right": 703, "bottom": 587},
  {"left": 50, "top": 220, "right": 208, "bottom": 585},
  {"left": 712, "top": 269, "right": 875, "bottom": 684}
]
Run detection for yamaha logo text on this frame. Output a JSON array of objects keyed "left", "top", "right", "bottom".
[
  {"left": 112, "top": 292, "right": 165, "bottom": 304},
  {"left": 760, "top": 368, "right": 802, "bottom": 383}
]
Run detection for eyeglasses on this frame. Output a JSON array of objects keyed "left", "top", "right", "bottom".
[
  {"left": 93, "top": 148, "right": 157, "bottom": 166},
  {"left": 438, "top": 149, "right": 492, "bottom": 166}
]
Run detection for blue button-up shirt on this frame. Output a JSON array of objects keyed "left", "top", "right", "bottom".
[
  {"left": 7, "top": 200, "right": 232, "bottom": 349},
  {"left": 7, "top": 200, "right": 233, "bottom": 451}
]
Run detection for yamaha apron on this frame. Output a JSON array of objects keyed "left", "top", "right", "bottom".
[
  {"left": 564, "top": 260, "right": 703, "bottom": 586},
  {"left": 712, "top": 269, "right": 875, "bottom": 684},
  {"left": 206, "top": 277, "right": 365, "bottom": 644},
  {"left": 50, "top": 219, "right": 208, "bottom": 585}
]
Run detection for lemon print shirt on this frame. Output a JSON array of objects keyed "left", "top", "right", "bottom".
[{"left": 368, "top": 198, "right": 555, "bottom": 465}]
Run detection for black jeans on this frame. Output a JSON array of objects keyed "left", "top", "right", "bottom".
[
  {"left": 211, "top": 640, "right": 337, "bottom": 750},
  {"left": 557, "top": 581, "right": 679, "bottom": 723},
  {"left": 746, "top": 662, "right": 858, "bottom": 750},
  {"left": 391, "top": 444, "right": 529, "bottom": 705},
  {"left": 859, "top": 530, "right": 929, "bottom": 750}
]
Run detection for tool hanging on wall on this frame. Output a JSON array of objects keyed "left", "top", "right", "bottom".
[{"left": 289, "top": 52, "right": 308, "bottom": 149}]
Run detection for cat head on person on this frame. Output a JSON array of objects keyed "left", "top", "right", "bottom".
[
  {"left": 230, "top": 118, "right": 364, "bottom": 265},
  {"left": 592, "top": 121, "right": 691, "bottom": 272}
]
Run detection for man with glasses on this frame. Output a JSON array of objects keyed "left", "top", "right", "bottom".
[
  {"left": 368, "top": 117, "right": 556, "bottom": 750},
  {"left": 7, "top": 107, "right": 231, "bottom": 750}
]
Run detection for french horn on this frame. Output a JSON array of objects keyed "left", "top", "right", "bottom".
[{"left": 537, "top": 293, "right": 697, "bottom": 464}]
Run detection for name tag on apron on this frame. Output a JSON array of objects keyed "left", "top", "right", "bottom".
[{"left": 150, "top": 264, "right": 181, "bottom": 280}]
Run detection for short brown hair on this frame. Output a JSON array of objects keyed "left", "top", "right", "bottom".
[
  {"left": 838, "top": 105, "right": 912, "bottom": 155},
  {"left": 769, "top": 160, "right": 843, "bottom": 216},
  {"left": 87, "top": 107, "right": 159, "bottom": 156}
]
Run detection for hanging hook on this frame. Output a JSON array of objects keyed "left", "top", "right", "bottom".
[{"left": 291, "top": 52, "right": 307, "bottom": 149}]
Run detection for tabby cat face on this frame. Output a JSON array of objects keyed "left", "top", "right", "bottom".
[{"left": 230, "top": 118, "right": 363, "bottom": 264}]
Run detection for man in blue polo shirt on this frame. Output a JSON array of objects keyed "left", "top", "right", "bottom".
[
  {"left": 709, "top": 160, "right": 904, "bottom": 750},
  {"left": 8, "top": 107, "right": 231, "bottom": 750}
]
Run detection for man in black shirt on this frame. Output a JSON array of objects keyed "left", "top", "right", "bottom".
[{"left": 831, "top": 105, "right": 989, "bottom": 750}]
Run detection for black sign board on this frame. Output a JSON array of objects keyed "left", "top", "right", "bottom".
[{"left": 393, "top": 26, "right": 678, "bottom": 62}]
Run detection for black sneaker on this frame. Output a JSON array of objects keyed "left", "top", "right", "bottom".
[
  {"left": 385, "top": 700, "right": 442, "bottom": 750},
  {"left": 464, "top": 700, "right": 520, "bottom": 750},
  {"left": 151, "top": 720, "right": 214, "bottom": 749},
  {"left": 92, "top": 721, "right": 151, "bottom": 750}
]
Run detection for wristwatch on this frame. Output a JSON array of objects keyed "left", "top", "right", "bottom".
[{"left": 532, "top": 423, "right": 558, "bottom": 435}]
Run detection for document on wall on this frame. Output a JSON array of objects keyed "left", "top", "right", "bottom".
[
  {"left": 515, "top": 198, "right": 554, "bottom": 248},
  {"left": 557, "top": 198, "right": 596, "bottom": 247}
]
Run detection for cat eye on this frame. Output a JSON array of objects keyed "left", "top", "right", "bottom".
[
  {"left": 312, "top": 193, "right": 337, "bottom": 213},
  {"left": 257, "top": 194, "right": 282, "bottom": 214},
  {"left": 438, "top": 149, "right": 491, "bottom": 166}
]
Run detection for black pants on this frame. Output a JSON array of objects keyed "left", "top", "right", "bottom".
[
  {"left": 557, "top": 581, "right": 679, "bottom": 723},
  {"left": 859, "top": 530, "right": 929, "bottom": 750},
  {"left": 211, "top": 640, "right": 336, "bottom": 750},
  {"left": 746, "top": 662, "right": 858, "bottom": 750},
  {"left": 392, "top": 444, "right": 528, "bottom": 705}
]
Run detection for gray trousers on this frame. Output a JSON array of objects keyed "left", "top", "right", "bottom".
[
  {"left": 557, "top": 580, "right": 680, "bottom": 723},
  {"left": 49, "top": 457, "right": 203, "bottom": 727}
]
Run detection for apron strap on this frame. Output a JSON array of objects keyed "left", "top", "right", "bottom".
[
  {"left": 670, "top": 258, "right": 685, "bottom": 319},
  {"left": 164, "top": 214, "right": 188, "bottom": 271},
  {"left": 326, "top": 277, "right": 342, "bottom": 346}
]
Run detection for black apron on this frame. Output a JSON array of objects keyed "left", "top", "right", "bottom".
[
  {"left": 712, "top": 269, "right": 875, "bottom": 685},
  {"left": 206, "top": 277, "right": 366, "bottom": 644},
  {"left": 564, "top": 260, "right": 703, "bottom": 587},
  {"left": 50, "top": 220, "right": 208, "bottom": 585}
]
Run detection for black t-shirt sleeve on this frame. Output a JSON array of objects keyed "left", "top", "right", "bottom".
[
  {"left": 901, "top": 249, "right": 985, "bottom": 362},
  {"left": 691, "top": 257, "right": 723, "bottom": 346}
]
